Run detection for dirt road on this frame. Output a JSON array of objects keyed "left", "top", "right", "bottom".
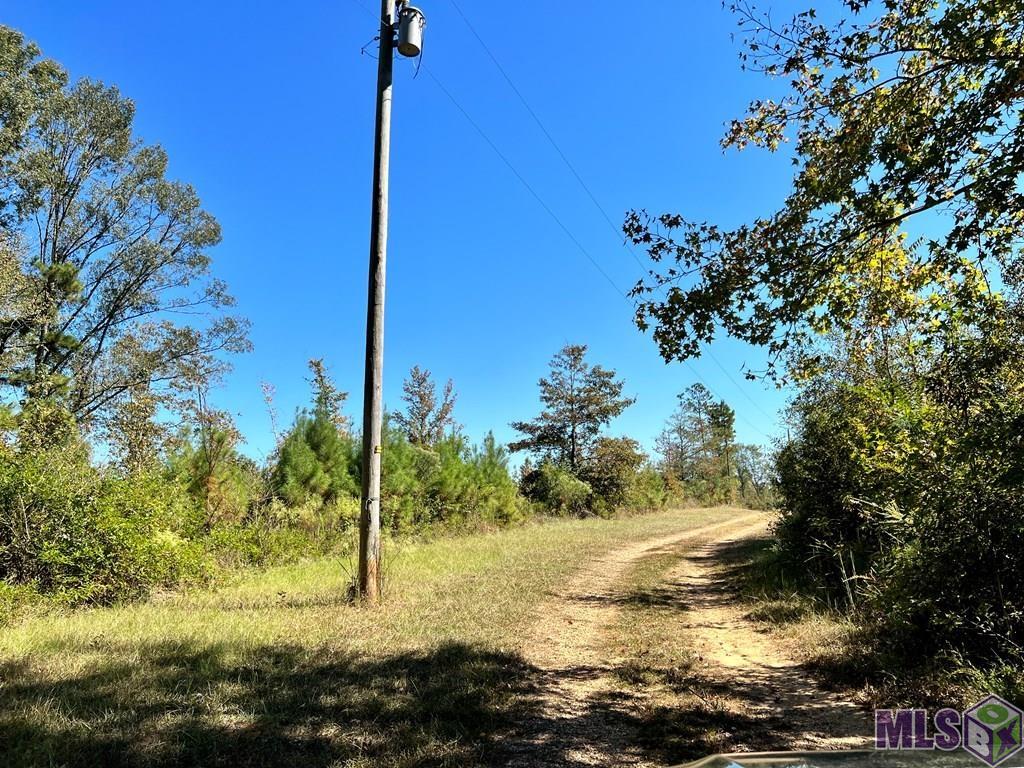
[{"left": 503, "top": 510, "right": 871, "bottom": 767}]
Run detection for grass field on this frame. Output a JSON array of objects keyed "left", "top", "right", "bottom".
[{"left": 0, "top": 507, "right": 739, "bottom": 768}]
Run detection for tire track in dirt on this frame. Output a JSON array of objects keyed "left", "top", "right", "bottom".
[
  {"left": 504, "top": 511, "right": 765, "bottom": 767},
  {"left": 502, "top": 511, "right": 870, "bottom": 767},
  {"left": 667, "top": 522, "right": 872, "bottom": 753}
]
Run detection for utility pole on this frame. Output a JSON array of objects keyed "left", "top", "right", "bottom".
[{"left": 359, "top": 0, "right": 425, "bottom": 602}]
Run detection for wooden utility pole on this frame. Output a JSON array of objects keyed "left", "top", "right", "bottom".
[{"left": 359, "top": 0, "right": 397, "bottom": 602}]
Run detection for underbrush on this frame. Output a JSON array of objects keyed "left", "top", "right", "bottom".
[{"left": 726, "top": 535, "right": 1024, "bottom": 709}]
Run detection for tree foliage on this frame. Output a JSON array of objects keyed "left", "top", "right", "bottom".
[
  {"left": 0, "top": 26, "right": 249, "bottom": 428},
  {"left": 626, "top": 0, "right": 1022, "bottom": 378},
  {"left": 580, "top": 436, "right": 646, "bottom": 511},
  {"left": 510, "top": 344, "right": 634, "bottom": 472},
  {"left": 272, "top": 360, "right": 358, "bottom": 509},
  {"left": 392, "top": 365, "right": 457, "bottom": 446}
]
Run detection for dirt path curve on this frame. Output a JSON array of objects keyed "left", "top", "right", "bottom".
[
  {"left": 504, "top": 512, "right": 764, "bottom": 767},
  {"left": 502, "top": 512, "right": 870, "bottom": 767}
]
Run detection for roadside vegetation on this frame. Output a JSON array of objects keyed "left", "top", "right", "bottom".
[
  {"left": 7, "top": 0, "right": 1023, "bottom": 756},
  {"left": 628, "top": 0, "right": 1024, "bottom": 706},
  {"left": 0, "top": 27, "right": 772, "bottom": 626}
]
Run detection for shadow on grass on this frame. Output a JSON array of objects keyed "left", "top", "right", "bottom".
[
  {"left": 602, "top": 534, "right": 871, "bottom": 762},
  {"left": 0, "top": 640, "right": 542, "bottom": 768},
  {"left": 0, "top": 634, "right": 771, "bottom": 768},
  {"left": 1, "top": 535, "right": 878, "bottom": 767}
]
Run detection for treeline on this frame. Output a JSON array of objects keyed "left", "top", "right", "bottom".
[
  {"left": 0, "top": 343, "right": 767, "bottom": 611},
  {"left": 773, "top": 311, "right": 1024, "bottom": 688},
  {"left": 511, "top": 345, "right": 772, "bottom": 516}
]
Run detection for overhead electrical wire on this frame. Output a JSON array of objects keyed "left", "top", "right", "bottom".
[
  {"left": 445, "top": 0, "right": 778, "bottom": 426},
  {"left": 421, "top": 64, "right": 631, "bottom": 300},
  {"left": 447, "top": 0, "right": 651, "bottom": 277}
]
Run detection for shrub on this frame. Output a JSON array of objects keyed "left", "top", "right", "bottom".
[
  {"left": 520, "top": 461, "right": 592, "bottom": 516},
  {"left": 580, "top": 436, "right": 646, "bottom": 514},
  {"left": 0, "top": 444, "right": 207, "bottom": 604},
  {"left": 625, "top": 465, "right": 670, "bottom": 513},
  {"left": 774, "top": 327, "right": 1024, "bottom": 668},
  {"left": 0, "top": 581, "right": 38, "bottom": 626}
]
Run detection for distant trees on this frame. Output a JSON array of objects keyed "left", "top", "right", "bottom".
[
  {"left": 510, "top": 344, "right": 634, "bottom": 473},
  {"left": 511, "top": 344, "right": 663, "bottom": 515},
  {"left": 392, "top": 365, "right": 457, "bottom": 446},
  {"left": 734, "top": 444, "right": 771, "bottom": 505},
  {"left": 656, "top": 384, "right": 773, "bottom": 507},
  {"left": 658, "top": 384, "right": 734, "bottom": 482}
]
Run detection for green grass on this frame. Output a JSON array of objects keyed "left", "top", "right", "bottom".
[{"left": 0, "top": 507, "right": 739, "bottom": 768}]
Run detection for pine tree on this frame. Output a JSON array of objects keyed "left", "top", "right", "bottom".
[
  {"left": 272, "top": 360, "right": 357, "bottom": 508},
  {"left": 392, "top": 365, "right": 457, "bottom": 446},
  {"left": 510, "top": 344, "right": 634, "bottom": 473},
  {"left": 308, "top": 358, "right": 350, "bottom": 434},
  {"left": 657, "top": 384, "right": 738, "bottom": 501}
]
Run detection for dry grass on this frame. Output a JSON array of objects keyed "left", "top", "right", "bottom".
[
  {"left": 0, "top": 507, "right": 737, "bottom": 768},
  {"left": 604, "top": 527, "right": 771, "bottom": 763}
]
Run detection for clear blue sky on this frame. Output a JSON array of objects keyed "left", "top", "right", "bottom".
[{"left": 5, "top": 1, "right": 798, "bottom": 462}]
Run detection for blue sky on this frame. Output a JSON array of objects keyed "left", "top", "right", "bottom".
[{"left": 5, "top": 1, "right": 799, "bottom": 462}]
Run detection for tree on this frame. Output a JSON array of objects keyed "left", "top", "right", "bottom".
[
  {"left": 103, "top": 382, "right": 167, "bottom": 475},
  {"left": 510, "top": 344, "right": 635, "bottom": 472},
  {"left": 625, "top": 1, "right": 1018, "bottom": 378},
  {"left": 580, "top": 436, "right": 646, "bottom": 510},
  {"left": 0, "top": 28, "right": 249, "bottom": 428},
  {"left": 272, "top": 361, "right": 357, "bottom": 508},
  {"left": 308, "top": 358, "right": 350, "bottom": 434},
  {"left": 0, "top": 27, "right": 63, "bottom": 208},
  {"left": 657, "top": 384, "right": 738, "bottom": 502},
  {"left": 392, "top": 365, "right": 457, "bottom": 446},
  {"left": 734, "top": 443, "right": 772, "bottom": 507},
  {"left": 167, "top": 387, "right": 256, "bottom": 528}
]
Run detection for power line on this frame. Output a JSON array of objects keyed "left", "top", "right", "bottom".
[
  {"left": 421, "top": 65, "right": 772, "bottom": 438},
  {"left": 346, "top": 0, "right": 774, "bottom": 439},
  {"left": 349, "top": 0, "right": 383, "bottom": 24},
  {"left": 448, "top": 0, "right": 650, "bottom": 278},
  {"left": 446, "top": 1, "right": 777, "bottom": 426},
  {"left": 348, "top": 0, "right": 629, "bottom": 297},
  {"left": 705, "top": 348, "right": 777, "bottom": 421},
  {"left": 421, "top": 63, "right": 630, "bottom": 300}
]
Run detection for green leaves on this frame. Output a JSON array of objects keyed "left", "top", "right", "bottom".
[
  {"left": 509, "top": 344, "right": 635, "bottom": 472},
  {"left": 0, "top": 25, "right": 249, "bottom": 431},
  {"left": 629, "top": 0, "right": 1024, "bottom": 380}
]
